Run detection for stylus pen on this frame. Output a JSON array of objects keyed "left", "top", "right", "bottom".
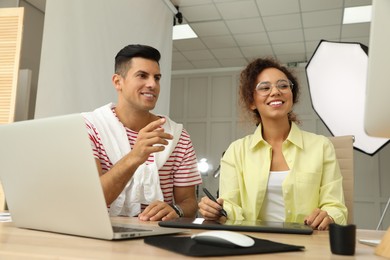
[{"left": 202, "top": 188, "right": 228, "bottom": 218}]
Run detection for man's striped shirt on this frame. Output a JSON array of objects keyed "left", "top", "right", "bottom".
[{"left": 84, "top": 113, "right": 202, "bottom": 205}]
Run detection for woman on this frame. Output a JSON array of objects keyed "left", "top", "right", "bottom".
[{"left": 198, "top": 58, "right": 347, "bottom": 230}]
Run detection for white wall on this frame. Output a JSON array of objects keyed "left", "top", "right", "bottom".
[
  {"left": 35, "top": 0, "right": 173, "bottom": 118},
  {"left": 171, "top": 67, "right": 390, "bottom": 230}
]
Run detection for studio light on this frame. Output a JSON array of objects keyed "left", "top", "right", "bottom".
[
  {"left": 198, "top": 158, "right": 212, "bottom": 175},
  {"left": 343, "top": 5, "right": 372, "bottom": 24},
  {"left": 172, "top": 24, "right": 197, "bottom": 40},
  {"left": 305, "top": 40, "right": 389, "bottom": 155}
]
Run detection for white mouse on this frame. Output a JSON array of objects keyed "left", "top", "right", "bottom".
[{"left": 191, "top": 230, "right": 255, "bottom": 248}]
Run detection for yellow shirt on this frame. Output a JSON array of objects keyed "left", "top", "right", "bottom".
[{"left": 219, "top": 122, "right": 348, "bottom": 225}]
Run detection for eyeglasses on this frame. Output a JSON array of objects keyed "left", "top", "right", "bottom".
[{"left": 255, "top": 79, "right": 294, "bottom": 97}]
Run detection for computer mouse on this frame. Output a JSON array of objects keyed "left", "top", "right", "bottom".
[{"left": 191, "top": 230, "right": 255, "bottom": 248}]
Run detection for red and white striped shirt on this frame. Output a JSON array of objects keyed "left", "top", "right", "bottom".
[{"left": 84, "top": 112, "right": 202, "bottom": 205}]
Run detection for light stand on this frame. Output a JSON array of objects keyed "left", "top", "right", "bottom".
[{"left": 377, "top": 196, "right": 390, "bottom": 230}]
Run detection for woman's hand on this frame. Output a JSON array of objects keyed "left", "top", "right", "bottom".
[
  {"left": 304, "top": 208, "right": 334, "bottom": 230},
  {"left": 198, "top": 196, "right": 226, "bottom": 221}
]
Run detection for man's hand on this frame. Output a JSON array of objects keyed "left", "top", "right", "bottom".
[
  {"left": 98, "top": 117, "right": 173, "bottom": 206},
  {"left": 138, "top": 201, "right": 178, "bottom": 221},
  {"left": 130, "top": 117, "right": 173, "bottom": 166}
]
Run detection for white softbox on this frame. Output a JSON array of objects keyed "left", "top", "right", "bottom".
[{"left": 306, "top": 40, "right": 389, "bottom": 155}]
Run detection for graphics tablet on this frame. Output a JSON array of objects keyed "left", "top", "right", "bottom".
[{"left": 159, "top": 217, "right": 313, "bottom": 235}]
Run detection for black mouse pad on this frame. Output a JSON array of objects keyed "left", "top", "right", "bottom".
[{"left": 144, "top": 235, "right": 305, "bottom": 257}]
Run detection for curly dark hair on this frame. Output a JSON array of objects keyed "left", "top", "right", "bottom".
[{"left": 239, "top": 57, "right": 300, "bottom": 125}]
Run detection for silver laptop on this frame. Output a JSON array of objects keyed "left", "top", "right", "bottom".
[{"left": 0, "top": 114, "right": 186, "bottom": 240}]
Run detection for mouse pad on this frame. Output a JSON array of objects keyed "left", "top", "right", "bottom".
[{"left": 144, "top": 235, "right": 305, "bottom": 257}]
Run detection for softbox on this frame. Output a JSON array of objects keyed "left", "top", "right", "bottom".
[{"left": 305, "top": 40, "right": 389, "bottom": 155}]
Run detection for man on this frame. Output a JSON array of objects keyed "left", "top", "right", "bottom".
[{"left": 83, "top": 44, "right": 202, "bottom": 221}]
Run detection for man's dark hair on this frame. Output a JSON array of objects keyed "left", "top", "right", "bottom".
[{"left": 114, "top": 44, "right": 161, "bottom": 77}]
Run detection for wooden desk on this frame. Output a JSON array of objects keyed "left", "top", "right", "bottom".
[{"left": 0, "top": 217, "right": 385, "bottom": 259}]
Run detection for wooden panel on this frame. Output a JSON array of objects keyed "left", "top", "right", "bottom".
[
  {"left": 354, "top": 151, "right": 379, "bottom": 199},
  {"left": 235, "top": 120, "right": 254, "bottom": 140},
  {"left": 210, "top": 122, "right": 231, "bottom": 167},
  {"left": 294, "top": 68, "right": 314, "bottom": 116},
  {"left": 170, "top": 78, "right": 185, "bottom": 120},
  {"left": 0, "top": 7, "right": 24, "bottom": 211},
  {"left": 379, "top": 145, "right": 390, "bottom": 199},
  {"left": 355, "top": 201, "right": 378, "bottom": 229},
  {"left": 0, "top": 7, "right": 23, "bottom": 124},
  {"left": 211, "top": 76, "right": 233, "bottom": 118},
  {"left": 186, "top": 122, "right": 207, "bottom": 159},
  {"left": 187, "top": 77, "right": 208, "bottom": 118}
]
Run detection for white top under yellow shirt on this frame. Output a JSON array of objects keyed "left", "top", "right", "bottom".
[
  {"left": 219, "top": 122, "right": 348, "bottom": 225},
  {"left": 259, "top": 170, "right": 289, "bottom": 221}
]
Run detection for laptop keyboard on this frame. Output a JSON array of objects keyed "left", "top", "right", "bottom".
[{"left": 112, "top": 226, "right": 151, "bottom": 233}]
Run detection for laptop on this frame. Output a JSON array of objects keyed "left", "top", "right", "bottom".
[
  {"left": 0, "top": 114, "right": 186, "bottom": 240},
  {"left": 159, "top": 217, "right": 313, "bottom": 235}
]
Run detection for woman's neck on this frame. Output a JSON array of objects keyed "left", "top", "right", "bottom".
[
  {"left": 262, "top": 118, "right": 292, "bottom": 171},
  {"left": 261, "top": 118, "right": 291, "bottom": 144}
]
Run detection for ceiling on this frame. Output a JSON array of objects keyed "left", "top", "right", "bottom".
[
  {"left": 24, "top": 0, "right": 372, "bottom": 71},
  {"left": 170, "top": 0, "right": 372, "bottom": 71}
]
